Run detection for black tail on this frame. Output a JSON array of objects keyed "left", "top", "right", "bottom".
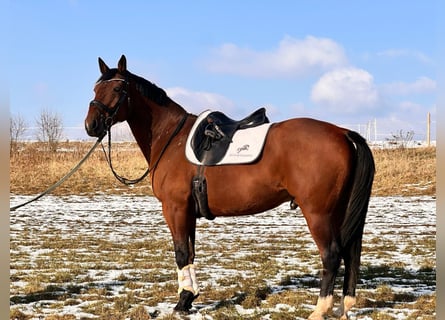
[{"left": 340, "top": 131, "right": 375, "bottom": 248}]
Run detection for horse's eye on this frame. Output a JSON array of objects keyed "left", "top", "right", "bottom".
[{"left": 113, "top": 86, "right": 122, "bottom": 92}]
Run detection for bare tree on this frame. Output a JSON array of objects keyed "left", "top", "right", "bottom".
[
  {"left": 10, "top": 113, "right": 27, "bottom": 153},
  {"left": 386, "top": 129, "right": 415, "bottom": 149},
  {"left": 36, "top": 108, "right": 63, "bottom": 152}
]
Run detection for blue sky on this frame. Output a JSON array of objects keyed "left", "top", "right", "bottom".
[{"left": 8, "top": 1, "right": 438, "bottom": 141}]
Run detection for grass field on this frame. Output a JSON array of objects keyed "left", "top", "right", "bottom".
[{"left": 9, "top": 195, "right": 436, "bottom": 319}]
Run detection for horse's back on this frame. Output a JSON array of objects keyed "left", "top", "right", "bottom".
[
  {"left": 270, "top": 117, "right": 349, "bottom": 144},
  {"left": 265, "top": 117, "right": 353, "bottom": 168},
  {"left": 203, "top": 117, "right": 355, "bottom": 216}
]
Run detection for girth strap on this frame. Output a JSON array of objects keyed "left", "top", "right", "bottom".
[{"left": 192, "top": 166, "right": 215, "bottom": 220}]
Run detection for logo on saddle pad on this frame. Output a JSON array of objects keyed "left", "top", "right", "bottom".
[
  {"left": 237, "top": 144, "right": 249, "bottom": 153},
  {"left": 185, "top": 109, "right": 272, "bottom": 166}
]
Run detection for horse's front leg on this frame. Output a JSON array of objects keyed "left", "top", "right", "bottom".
[
  {"left": 174, "top": 237, "right": 198, "bottom": 312},
  {"left": 162, "top": 202, "right": 198, "bottom": 312}
]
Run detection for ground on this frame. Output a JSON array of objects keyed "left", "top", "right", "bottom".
[{"left": 10, "top": 195, "right": 436, "bottom": 319}]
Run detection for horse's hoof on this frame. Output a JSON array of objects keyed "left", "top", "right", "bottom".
[
  {"left": 307, "top": 311, "right": 324, "bottom": 320},
  {"left": 174, "top": 289, "right": 196, "bottom": 312},
  {"left": 333, "top": 307, "right": 343, "bottom": 317},
  {"left": 173, "top": 309, "right": 193, "bottom": 316},
  {"left": 173, "top": 305, "right": 192, "bottom": 313}
]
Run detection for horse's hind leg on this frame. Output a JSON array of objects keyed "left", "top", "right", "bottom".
[
  {"left": 304, "top": 214, "right": 342, "bottom": 320},
  {"left": 334, "top": 237, "right": 363, "bottom": 319}
]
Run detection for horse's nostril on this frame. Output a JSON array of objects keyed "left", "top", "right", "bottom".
[
  {"left": 85, "top": 119, "right": 98, "bottom": 135},
  {"left": 91, "top": 119, "right": 98, "bottom": 130}
]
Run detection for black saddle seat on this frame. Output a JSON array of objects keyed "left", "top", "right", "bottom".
[
  {"left": 191, "top": 108, "right": 269, "bottom": 165},
  {"left": 208, "top": 107, "right": 269, "bottom": 131}
]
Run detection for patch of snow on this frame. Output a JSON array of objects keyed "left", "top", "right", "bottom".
[{"left": 10, "top": 194, "right": 436, "bottom": 319}]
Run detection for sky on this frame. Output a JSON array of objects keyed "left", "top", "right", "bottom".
[{"left": 7, "top": 1, "right": 439, "bottom": 141}]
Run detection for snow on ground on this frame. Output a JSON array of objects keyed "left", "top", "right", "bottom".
[{"left": 10, "top": 194, "right": 436, "bottom": 319}]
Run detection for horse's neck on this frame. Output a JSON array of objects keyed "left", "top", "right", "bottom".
[{"left": 127, "top": 100, "right": 186, "bottom": 167}]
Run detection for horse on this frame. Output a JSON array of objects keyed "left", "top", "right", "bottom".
[{"left": 84, "top": 55, "right": 375, "bottom": 320}]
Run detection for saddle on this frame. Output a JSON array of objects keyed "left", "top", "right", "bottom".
[
  {"left": 188, "top": 108, "right": 270, "bottom": 221},
  {"left": 190, "top": 107, "right": 269, "bottom": 166}
]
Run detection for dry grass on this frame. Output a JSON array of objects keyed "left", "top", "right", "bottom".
[
  {"left": 10, "top": 141, "right": 152, "bottom": 196},
  {"left": 372, "top": 146, "right": 436, "bottom": 196},
  {"left": 10, "top": 142, "right": 436, "bottom": 197}
]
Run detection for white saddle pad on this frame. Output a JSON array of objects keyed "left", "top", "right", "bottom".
[{"left": 185, "top": 110, "right": 273, "bottom": 166}]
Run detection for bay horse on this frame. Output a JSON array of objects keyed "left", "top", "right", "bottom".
[{"left": 84, "top": 55, "right": 375, "bottom": 320}]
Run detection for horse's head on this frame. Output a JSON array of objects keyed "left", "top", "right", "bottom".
[{"left": 85, "top": 55, "right": 131, "bottom": 138}]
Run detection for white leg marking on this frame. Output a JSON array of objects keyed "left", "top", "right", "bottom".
[
  {"left": 340, "top": 296, "right": 356, "bottom": 319},
  {"left": 308, "top": 295, "right": 333, "bottom": 320},
  {"left": 335, "top": 295, "right": 356, "bottom": 319}
]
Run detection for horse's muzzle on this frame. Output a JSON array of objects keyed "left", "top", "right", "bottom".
[{"left": 85, "top": 117, "right": 106, "bottom": 138}]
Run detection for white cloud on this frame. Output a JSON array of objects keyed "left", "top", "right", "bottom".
[
  {"left": 204, "top": 35, "right": 348, "bottom": 78},
  {"left": 380, "top": 76, "right": 436, "bottom": 95},
  {"left": 310, "top": 67, "right": 380, "bottom": 113},
  {"left": 166, "top": 87, "right": 235, "bottom": 114},
  {"left": 377, "top": 49, "right": 434, "bottom": 65}
]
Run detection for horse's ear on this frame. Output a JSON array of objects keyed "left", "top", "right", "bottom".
[
  {"left": 118, "top": 55, "right": 127, "bottom": 73},
  {"left": 98, "top": 57, "right": 110, "bottom": 74}
]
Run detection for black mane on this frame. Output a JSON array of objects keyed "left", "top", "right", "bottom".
[
  {"left": 131, "top": 73, "right": 171, "bottom": 106},
  {"left": 97, "top": 68, "right": 171, "bottom": 106}
]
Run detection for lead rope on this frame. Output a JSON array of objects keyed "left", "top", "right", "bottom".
[
  {"left": 101, "top": 113, "right": 189, "bottom": 186},
  {"left": 101, "top": 126, "right": 150, "bottom": 185},
  {"left": 10, "top": 113, "right": 189, "bottom": 211},
  {"left": 10, "top": 135, "right": 105, "bottom": 211}
]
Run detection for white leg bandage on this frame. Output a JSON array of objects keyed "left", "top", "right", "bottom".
[
  {"left": 189, "top": 264, "right": 199, "bottom": 294},
  {"left": 177, "top": 264, "right": 199, "bottom": 296}
]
